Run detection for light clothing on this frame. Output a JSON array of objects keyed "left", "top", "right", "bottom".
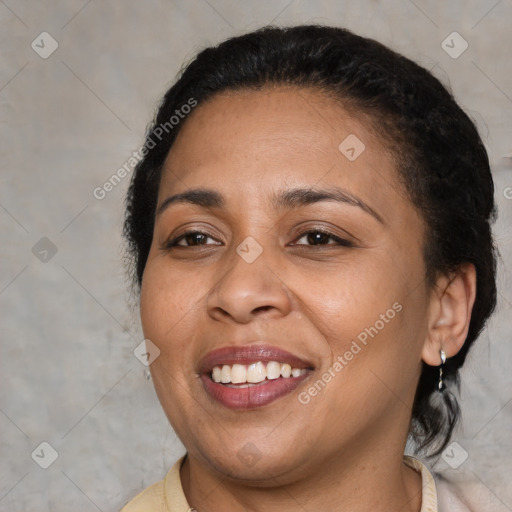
[
  {"left": 121, "top": 455, "right": 191, "bottom": 512},
  {"left": 121, "top": 454, "right": 471, "bottom": 511}
]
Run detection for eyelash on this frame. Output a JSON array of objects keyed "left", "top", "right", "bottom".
[{"left": 164, "top": 228, "right": 353, "bottom": 249}]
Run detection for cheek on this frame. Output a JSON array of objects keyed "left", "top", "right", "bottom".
[
  {"left": 139, "top": 265, "right": 205, "bottom": 391},
  {"left": 303, "top": 247, "right": 426, "bottom": 378},
  {"left": 140, "top": 257, "right": 204, "bottom": 339},
  {"left": 296, "top": 254, "right": 404, "bottom": 335},
  {"left": 139, "top": 261, "right": 203, "bottom": 403}
]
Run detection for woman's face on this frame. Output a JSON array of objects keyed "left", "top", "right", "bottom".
[{"left": 140, "top": 87, "right": 431, "bottom": 481}]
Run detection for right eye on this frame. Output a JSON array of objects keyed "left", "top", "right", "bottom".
[{"left": 164, "top": 230, "right": 222, "bottom": 248}]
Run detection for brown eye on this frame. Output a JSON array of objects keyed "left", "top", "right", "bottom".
[
  {"left": 166, "top": 231, "right": 221, "bottom": 248},
  {"left": 293, "top": 230, "right": 353, "bottom": 247}
]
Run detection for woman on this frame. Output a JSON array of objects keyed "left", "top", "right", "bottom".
[{"left": 121, "top": 25, "right": 497, "bottom": 511}]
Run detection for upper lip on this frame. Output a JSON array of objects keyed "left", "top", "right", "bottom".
[{"left": 198, "top": 343, "right": 315, "bottom": 374}]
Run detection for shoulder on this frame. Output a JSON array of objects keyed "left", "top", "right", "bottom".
[
  {"left": 404, "top": 455, "right": 502, "bottom": 512},
  {"left": 120, "top": 479, "right": 167, "bottom": 512},
  {"left": 120, "top": 455, "right": 190, "bottom": 512},
  {"left": 434, "top": 470, "right": 510, "bottom": 512},
  {"left": 434, "top": 474, "right": 474, "bottom": 512}
]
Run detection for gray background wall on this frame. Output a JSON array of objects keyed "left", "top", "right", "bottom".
[{"left": 1, "top": 1, "right": 511, "bottom": 510}]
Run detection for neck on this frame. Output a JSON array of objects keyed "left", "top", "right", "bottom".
[{"left": 180, "top": 438, "right": 423, "bottom": 512}]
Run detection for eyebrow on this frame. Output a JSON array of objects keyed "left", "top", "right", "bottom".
[{"left": 156, "top": 186, "right": 384, "bottom": 224}]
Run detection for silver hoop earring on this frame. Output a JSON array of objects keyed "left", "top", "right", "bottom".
[{"left": 438, "top": 349, "right": 447, "bottom": 392}]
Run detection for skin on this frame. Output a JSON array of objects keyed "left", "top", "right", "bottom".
[{"left": 139, "top": 86, "right": 476, "bottom": 511}]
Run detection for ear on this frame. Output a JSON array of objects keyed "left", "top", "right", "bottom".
[{"left": 421, "top": 263, "right": 477, "bottom": 366}]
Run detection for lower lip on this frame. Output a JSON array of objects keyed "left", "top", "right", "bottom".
[{"left": 200, "top": 373, "right": 310, "bottom": 409}]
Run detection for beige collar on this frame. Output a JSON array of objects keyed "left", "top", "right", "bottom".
[{"left": 403, "top": 455, "right": 438, "bottom": 512}]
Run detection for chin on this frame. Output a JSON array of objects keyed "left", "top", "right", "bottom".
[{"left": 189, "top": 439, "right": 314, "bottom": 486}]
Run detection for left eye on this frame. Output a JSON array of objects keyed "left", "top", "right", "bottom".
[{"left": 293, "top": 230, "right": 352, "bottom": 247}]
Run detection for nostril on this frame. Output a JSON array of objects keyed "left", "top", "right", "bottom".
[{"left": 254, "top": 305, "right": 272, "bottom": 314}]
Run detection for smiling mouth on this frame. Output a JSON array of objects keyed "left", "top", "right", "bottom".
[
  {"left": 198, "top": 343, "right": 314, "bottom": 409},
  {"left": 211, "top": 361, "right": 309, "bottom": 386}
]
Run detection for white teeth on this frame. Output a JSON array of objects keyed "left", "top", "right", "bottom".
[
  {"left": 212, "top": 366, "right": 222, "bottom": 383},
  {"left": 266, "top": 361, "right": 281, "bottom": 380},
  {"left": 221, "top": 365, "right": 231, "bottom": 383},
  {"left": 280, "top": 363, "right": 292, "bottom": 378},
  {"left": 210, "top": 361, "right": 308, "bottom": 384},
  {"left": 231, "top": 364, "right": 247, "bottom": 384},
  {"left": 247, "top": 361, "right": 266, "bottom": 383}
]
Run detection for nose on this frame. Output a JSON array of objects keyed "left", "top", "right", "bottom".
[{"left": 206, "top": 245, "right": 292, "bottom": 324}]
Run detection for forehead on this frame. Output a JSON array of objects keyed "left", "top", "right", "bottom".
[
  {"left": 169, "top": 86, "right": 383, "bottom": 162},
  {"left": 160, "top": 87, "right": 406, "bottom": 220}
]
